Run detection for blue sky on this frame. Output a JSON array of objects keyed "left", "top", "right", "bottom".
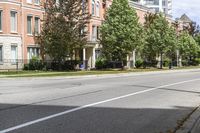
[{"left": 172, "top": 0, "right": 200, "bottom": 25}]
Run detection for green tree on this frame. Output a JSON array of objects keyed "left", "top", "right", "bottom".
[
  {"left": 194, "top": 33, "right": 200, "bottom": 58},
  {"left": 100, "top": 0, "right": 143, "bottom": 67},
  {"left": 36, "top": 0, "right": 90, "bottom": 62},
  {"left": 142, "top": 13, "right": 158, "bottom": 62},
  {"left": 165, "top": 26, "right": 178, "bottom": 61},
  {"left": 145, "top": 13, "right": 177, "bottom": 68},
  {"left": 194, "top": 33, "right": 200, "bottom": 45},
  {"left": 178, "top": 31, "right": 200, "bottom": 61}
]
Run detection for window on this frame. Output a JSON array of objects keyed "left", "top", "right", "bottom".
[
  {"left": 27, "top": 0, "right": 32, "bottom": 3},
  {"left": 27, "top": 47, "right": 40, "bottom": 60},
  {"left": 162, "top": 0, "right": 166, "bottom": 6},
  {"left": 56, "top": 0, "right": 59, "bottom": 5},
  {"left": 11, "top": 45, "right": 17, "bottom": 64},
  {"left": 92, "top": 0, "right": 95, "bottom": 16},
  {"left": 97, "top": 26, "right": 99, "bottom": 39},
  {"left": 27, "top": 16, "right": 32, "bottom": 34},
  {"left": 95, "top": 49, "right": 101, "bottom": 59},
  {"left": 34, "top": 0, "right": 40, "bottom": 5},
  {"left": 92, "top": 25, "right": 96, "bottom": 41},
  {"left": 34, "top": 17, "right": 40, "bottom": 34},
  {"left": 0, "top": 46, "right": 3, "bottom": 63},
  {"left": 10, "top": 11, "right": 17, "bottom": 32},
  {"left": 0, "top": 11, "right": 2, "bottom": 31},
  {"left": 96, "top": 1, "right": 100, "bottom": 17}
]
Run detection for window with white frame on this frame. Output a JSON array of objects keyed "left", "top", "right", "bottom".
[
  {"left": 27, "top": 16, "right": 32, "bottom": 34},
  {"left": 96, "top": 1, "right": 100, "bottom": 17},
  {"left": 34, "top": 17, "right": 40, "bottom": 34},
  {"left": 10, "top": 11, "right": 17, "bottom": 32},
  {"left": 92, "top": 0, "right": 95, "bottom": 16},
  {"left": 27, "top": 47, "right": 40, "bottom": 60},
  {"left": 92, "top": 25, "right": 97, "bottom": 41},
  {"left": 0, "top": 45, "right": 3, "bottom": 63},
  {"left": 0, "top": 10, "right": 2, "bottom": 31},
  {"left": 11, "top": 45, "right": 17, "bottom": 64},
  {"left": 95, "top": 49, "right": 101, "bottom": 59},
  {"left": 27, "top": 0, "right": 32, "bottom": 4},
  {"left": 34, "top": 0, "right": 40, "bottom": 5}
]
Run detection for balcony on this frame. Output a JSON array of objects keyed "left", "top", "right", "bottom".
[{"left": 87, "top": 35, "right": 98, "bottom": 44}]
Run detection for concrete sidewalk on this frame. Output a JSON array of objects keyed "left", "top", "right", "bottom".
[
  {"left": 190, "top": 107, "right": 200, "bottom": 133},
  {"left": 176, "top": 106, "right": 200, "bottom": 133}
]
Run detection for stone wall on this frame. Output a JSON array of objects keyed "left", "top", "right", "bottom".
[{"left": 0, "top": 35, "right": 23, "bottom": 70}]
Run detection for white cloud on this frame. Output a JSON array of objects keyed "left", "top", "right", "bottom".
[{"left": 172, "top": 0, "right": 200, "bottom": 24}]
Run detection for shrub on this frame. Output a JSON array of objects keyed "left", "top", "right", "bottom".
[
  {"left": 23, "top": 57, "right": 44, "bottom": 70},
  {"left": 143, "top": 60, "right": 158, "bottom": 68},
  {"left": 23, "top": 64, "right": 29, "bottom": 70},
  {"left": 135, "top": 59, "right": 143, "bottom": 68},
  {"left": 95, "top": 58, "right": 107, "bottom": 69},
  {"left": 51, "top": 60, "right": 80, "bottom": 71},
  {"left": 189, "top": 58, "right": 200, "bottom": 66},
  {"left": 194, "top": 58, "right": 200, "bottom": 66},
  {"left": 182, "top": 60, "right": 189, "bottom": 66},
  {"left": 163, "top": 59, "right": 170, "bottom": 67}
]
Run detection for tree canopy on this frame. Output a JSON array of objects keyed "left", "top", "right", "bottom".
[
  {"left": 178, "top": 31, "right": 200, "bottom": 58},
  {"left": 100, "top": 0, "right": 143, "bottom": 63},
  {"left": 36, "top": 0, "right": 90, "bottom": 61},
  {"left": 144, "top": 13, "right": 177, "bottom": 68}
]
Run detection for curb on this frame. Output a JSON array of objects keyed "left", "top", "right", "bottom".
[
  {"left": 189, "top": 106, "right": 200, "bottom": 133},
  {"left": 0, "top": 68, "right": 200, "bottom": 80},
  {"left": 176, "top": 105, "right": 200, "bottom": 133}
]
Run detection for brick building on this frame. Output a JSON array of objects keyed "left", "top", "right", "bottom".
[
  {"left": 0, "top": 0, "right": 153, "bottom": 70},
  {"left": 84, "top": 0, "right": 152, "bottom": 69},
  {"left": 0, "top": 0, "right": 44, "bottom": 69}
]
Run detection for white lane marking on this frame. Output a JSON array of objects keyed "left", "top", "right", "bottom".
[{"left": 1, "top": 78, "right": 200, "bottom": 133}]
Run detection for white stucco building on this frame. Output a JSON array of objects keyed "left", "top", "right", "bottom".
[{"left": 132, "top": 0, "right": 172, "bottom": 15}]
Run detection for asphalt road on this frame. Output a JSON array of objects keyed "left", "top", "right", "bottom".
[{"left": 1, "top": 70, "right": 200, "bottom": 133}]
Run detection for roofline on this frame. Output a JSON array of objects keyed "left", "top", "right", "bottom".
[{"left": 129, "top": 1, "right": 154, "bottom": 13}]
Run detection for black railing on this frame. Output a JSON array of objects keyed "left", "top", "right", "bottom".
[
  {"left": 0, "top": 59, "right": 199, "bottom": 70},
  {"left": 23, "top": 60, "right": 85, "bottom": 71}
]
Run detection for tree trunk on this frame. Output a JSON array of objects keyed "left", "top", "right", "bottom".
[
  {"left": 126, "top": 55, "right": 130, "bottom": 69},
  {"left": 179, "top": 56, "right": 182, "bottom": 67},
  {"left": 58, "top": 60, "right": 62, "bottom": 71},
  {"left": 132, "top": 50, "right": 136, "bottom": 68},
  {"left": 160, "top": 52, "right": 163, "bottom": 69},
  {"left": 176, "top": 50, "right": 179, "bottom": 67},
  {"left": 121, "top": 60, "right": 124, "bottom": 70}
]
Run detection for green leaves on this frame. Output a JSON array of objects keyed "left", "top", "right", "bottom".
[
  {"left": 100, "top": 0, "right": 143, "bottom": 61},
  {"left": 143, "top": 13, "right": 177, "bottom": 60},
  {"left": 36, "top": 0, "right": 90, "bottom": 61},
  {"left": 178, "top": 31, "right": 200, "bottom": 57}
]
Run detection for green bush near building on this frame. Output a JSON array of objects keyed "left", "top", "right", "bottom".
[
  {"left": 135, "top": 59, "right": 143, "bottom": 68},
  {"left": 24, "top": 57, "right": 44, "bottom": 71}
]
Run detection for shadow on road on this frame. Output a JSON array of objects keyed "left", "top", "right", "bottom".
[{"left": 0, "top": 103, "right": 196, "bottom": 133}]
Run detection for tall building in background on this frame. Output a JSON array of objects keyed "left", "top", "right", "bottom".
[{"left": 132, "top": 0, "right": 172, "bottom": 15}]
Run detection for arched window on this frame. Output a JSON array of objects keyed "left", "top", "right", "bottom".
[
  {"left": 96, "top": 1, "right": 100, "bottom": 17},
  {"left": 92, "top": 0, "right": 95, "bottom": 16}
]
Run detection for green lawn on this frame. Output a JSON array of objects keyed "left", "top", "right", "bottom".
[
  {"left": 0, "top": 69, "right": 160, "bottom": 78},
  {"left": 0, "top": 66, "right": 199, "bottom": 78}
]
